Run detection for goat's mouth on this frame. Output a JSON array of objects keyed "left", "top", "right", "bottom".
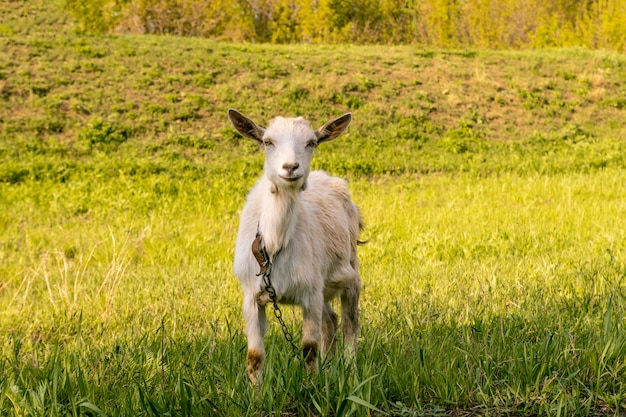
[{"left": 279, "top": 175, "right": 302, "bottom": 183}]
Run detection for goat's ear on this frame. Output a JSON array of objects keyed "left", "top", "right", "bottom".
[
  {"left": 228, "top": 108, "right": 265, "bottom": 144},
  {"left": 315, "top": 113, "right": 352, "bottom": 143}
]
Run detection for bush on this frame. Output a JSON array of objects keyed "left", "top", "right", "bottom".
[
  {"left": 78, "top": 117, "right": 133, "bottom": 152},
  {"left": 63, "top": 0, "right": 626, "bottom": 51}
]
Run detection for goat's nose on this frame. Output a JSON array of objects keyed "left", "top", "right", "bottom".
[{"left": 282, "top": 162, "right": 300, "bottom": 173}]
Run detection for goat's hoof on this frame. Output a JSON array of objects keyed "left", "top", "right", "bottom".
[
  {"left": 248, "top": 371, "right": 262, "bottom": 385},
  {"left": 303, "top": 341, "right": 318, "bottom": 372}
]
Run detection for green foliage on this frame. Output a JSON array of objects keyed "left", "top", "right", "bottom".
[
  {"left": 78, "top": 117, "right": 134, "bottom": 151},
  {"left": 64, "top": 0, "right": 117, "bottom": 33},
  {"left": 59, "top": 0, "right": 626, "bottom": 51}
]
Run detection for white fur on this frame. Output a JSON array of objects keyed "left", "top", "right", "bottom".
[{"left": 228, "top": 109, "right": 362, "bottom": 383}]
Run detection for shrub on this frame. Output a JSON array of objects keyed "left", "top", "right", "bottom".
[{"left": 78, "top": 117, "right": 133, "bottom": 152}]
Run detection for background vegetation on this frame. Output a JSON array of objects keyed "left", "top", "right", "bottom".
[
  {"left": 64, "top": 0, "right": 626, "bottom": 51},
  {"left": 1, "top": 0, "right": 626, "bottom": 415}
]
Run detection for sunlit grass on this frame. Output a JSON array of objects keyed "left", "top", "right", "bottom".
[{"left": 2, "top": 168, "right": 626, "bottom": 415}]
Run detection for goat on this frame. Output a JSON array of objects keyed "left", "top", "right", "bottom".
[{"left": 228, "top": 108, "right": 362, "bottom": 383}]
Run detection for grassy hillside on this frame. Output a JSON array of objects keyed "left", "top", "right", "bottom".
[
  {"left": 1, "top": 2, "right": 626, "bottom": 416},
  {"left": 2, "top": 2, "right": 626, "bottom": 183}
]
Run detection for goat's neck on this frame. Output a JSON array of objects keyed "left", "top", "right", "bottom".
[{"left": 258, "top": 177, "right": 301, "bottom": 256}]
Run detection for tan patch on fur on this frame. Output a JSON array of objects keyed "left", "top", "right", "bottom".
[{"left": 247, "top": 348, "right": 264, "bottom": 383}]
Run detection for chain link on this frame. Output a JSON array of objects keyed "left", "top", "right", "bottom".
[
  {"left": 253, "top": 230, "right": 301, "bottom": 357},
  {"left": 260, "top": 262, "right": 300, "bottom": 355}
]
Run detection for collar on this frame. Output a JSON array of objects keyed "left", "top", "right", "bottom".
[{"left": 251, "top": 231, "right": 271, "bottom": 276}]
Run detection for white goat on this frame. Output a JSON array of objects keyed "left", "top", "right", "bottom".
[{"left": 228, "top": 109, "right": 362, "bottom": 383}]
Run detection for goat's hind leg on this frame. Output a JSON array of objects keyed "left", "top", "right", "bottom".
[
  {"left": 321, "top": 302, "right": 338, "bottom": 355},
  {"left": 301, "top": 293, "right": 323, "bottom": 372},
  {"left": 330, "top": 265, "right": 361, "bottom": 356},
  {"left": 340, "top": 272, "right": 361, "bottom": 357},
  {"left": 243, "top": 295, "right": 267, "bottom": 384}
]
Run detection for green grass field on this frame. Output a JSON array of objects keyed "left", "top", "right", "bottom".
[{"left": 2, "top": 1, "right": 626, "bottom": 416}]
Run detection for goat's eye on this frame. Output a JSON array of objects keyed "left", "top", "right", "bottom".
[
  {"left": 263, "top": 139, "right": 273, "bottom": 147},
  {"left": 306, "top": 141, "right": 318, "bottom": 149}
]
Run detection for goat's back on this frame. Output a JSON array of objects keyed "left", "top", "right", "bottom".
[{"left": 303, "top": 171, "right": 361, "bottom": 262}]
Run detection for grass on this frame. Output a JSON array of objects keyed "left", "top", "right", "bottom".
[{"left": 1, "top": 1, "right": 626, "bottom": 415}]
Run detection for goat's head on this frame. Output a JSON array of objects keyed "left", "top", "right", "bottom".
[{"left": 228, "top": 109, "right": 352, "bottom": 191}]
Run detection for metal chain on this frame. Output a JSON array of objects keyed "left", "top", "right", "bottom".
[
  {"left": 252, "top": 230, "right": 301, "bottom": 356},
  {"left": 260, "top": 261, "right": 300, "bottom": 355}
]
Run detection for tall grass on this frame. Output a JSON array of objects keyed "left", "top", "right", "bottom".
[{"left": 2, "top": 170, "right": 625, "bottom": 415}]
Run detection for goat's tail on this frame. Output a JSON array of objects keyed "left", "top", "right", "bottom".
[{"left": 356, "top": 216, "right": 369, "bottom": 246}]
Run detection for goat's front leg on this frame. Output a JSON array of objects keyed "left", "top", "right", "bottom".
[
  {"left": 301, "top": 292, "right": 323, "bottom": 371},
  {"left": 243, "top": 294, "right": 267, "bottom": 384}
]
